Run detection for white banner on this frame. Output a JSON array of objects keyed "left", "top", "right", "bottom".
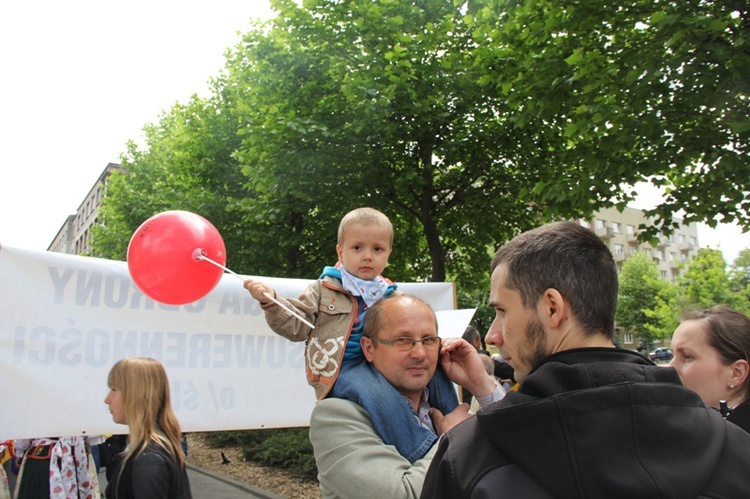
[{"left": 0, "top": 244, "right": 471, "bottom": 440}]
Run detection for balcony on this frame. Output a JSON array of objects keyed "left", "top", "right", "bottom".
[
  {"left": 595, "top": 227, "right": 614, "bottom": 239},
  {"left": 679, "top": 241, "right": 696, "bottom": 252}
]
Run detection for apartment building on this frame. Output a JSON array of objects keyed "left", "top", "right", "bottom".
[
  {"left": 48, "top": 163, "right": 123, "bottom": 255},
  {"left": 577, "top": 205, "right": 700, "bottom": 351},
  {"left": 577, "top": 206, "right": 700, "bottom": 281}
]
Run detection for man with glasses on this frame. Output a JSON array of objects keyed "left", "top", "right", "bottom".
[
  {"left": 309, "top": 294, "right": 500, "bottom": 499},
  {"left": 421, "top": 222, "right": 750, "bottom": 498}
]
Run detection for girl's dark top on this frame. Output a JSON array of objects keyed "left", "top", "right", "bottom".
[{"left": 105, "top": 440, "right": 192, "bottom": 499}]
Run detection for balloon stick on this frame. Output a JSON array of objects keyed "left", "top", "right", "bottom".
[
  {"left": 193, "top": 249, "right": 243, "bottom": 280},
  {"left": 194, "top": 249, "right": 316, "bottom": 329},
  {"left": 257, "top": 291, "right": 316, "bottom": 330}
]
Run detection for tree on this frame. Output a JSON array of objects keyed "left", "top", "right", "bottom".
[
  {"left": 644, "top": 248, "right": 750, "bottom": 337},
  {"left": 679, "top": 248, "right": 739, "bottom": 310},
  {"left": 473, "top": 0, "right": 750, "bottom": 239},
  {"left": 94, "top": 0, "right": 750, "bottom": 295},
  {"left": 730, "top": 248, "right": 750, "bottom": 290},
  {"left": 223, "top": 0, "right": 750, "bottom": 283},
  {"left": 616, "top": 252, "right": 668, "bottom": 348},
  {"left": 91, "top": 92, "right": 259, "bottom": 272},
  {"left": 222, "top": 0, "right": 556, "bottom": 285},
  {"left": 727, "top": 248, "right": 750, "bottom": 314}
]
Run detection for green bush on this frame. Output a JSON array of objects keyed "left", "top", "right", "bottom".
[
  {"left": 203, "top": 429, "right": 263, "bottom": 447},
  {"left": 248, "top": 428, "right": 317, "bottom": 480},
  {"left": 204, "top": 428, "right": 318, "bottom": 481}
]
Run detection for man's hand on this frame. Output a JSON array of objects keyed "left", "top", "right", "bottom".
[
  {"left": 439, "top": 338, "right": 496, "bottom": 398},
  {"left": 430, "top": 403, "right": 471, "bottom": 435}
]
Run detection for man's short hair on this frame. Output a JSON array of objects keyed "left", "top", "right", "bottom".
[
  {"left": 462, "top": 326, "right": 481, "bottom": 344},
  {"left": 363, "top": 295, "right": 437, "bottom": 340},
  {"left": 491, "top": 221, "right": 618, "bottom": 339},
  {"left": 479, "top": 353, "right": 495, "bottom": 376}
]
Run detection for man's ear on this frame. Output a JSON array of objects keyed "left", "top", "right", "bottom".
[
  {"left": 540, "top": 288, "right": 567, "bottom": 329},
  {"left": 361, "top": 336, "right": 375, "bottom": 362}
]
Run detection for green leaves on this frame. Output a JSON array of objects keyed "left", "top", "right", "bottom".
[
  {"left": 680, "top": 249, "right": 739, "bottom": 311},
  {"left": 616, "top": 252, "right": 669, "bottom": 342},
  {"left": 630, "top": 248, "right": 750, "bottom": 342},
  {"left": 92, "top": 0, "right": 750, "bottom": 306}
]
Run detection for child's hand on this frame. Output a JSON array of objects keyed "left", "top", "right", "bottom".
[{"left": 244, "top": 279, "right": 274, "bottom": 305}]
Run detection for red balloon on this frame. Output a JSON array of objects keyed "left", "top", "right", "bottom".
[{"left": 127, "top": 211, "right": 226, "bottom": 305}]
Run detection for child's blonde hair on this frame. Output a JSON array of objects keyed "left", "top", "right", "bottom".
[{"left": 338, "top": 207, "right": 394, "bottom": 247}]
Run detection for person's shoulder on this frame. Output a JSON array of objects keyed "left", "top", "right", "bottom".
[
  {"left": 140, "top": 442, "right": 169, "bottom": 456},
  {"left": 319, "top": 266, "right": 342, "bottom": 282},
  {"left": 141, "top": 440, "right": 180, "bottom": 462},
  {"left": 133, "top": 442, "right": 174, "bottom": 467},
  {"left": 312, "top": 397, "right": 368, "bottom": 420},
  {"left": 701, "top": 418, "right": 750, "bottom": 496},
  {"left": 310, "top": 398, "right": 378, "bottom": 439},
  {"left": 312, "top": 277, "right": 330, "bottom": 287},
  {"left": 318, "top": 274, "right": 344, "bottom": 290},
  {"left": 309, "top": 398, "right": 378, "bottom": 451}
]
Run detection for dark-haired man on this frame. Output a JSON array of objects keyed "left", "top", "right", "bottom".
[{"left": 422, "top": 221, "right": 750, "bottom": 498}]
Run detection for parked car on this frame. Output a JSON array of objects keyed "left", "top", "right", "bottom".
[{"left": 649, "top": 347, "right": 673, "bottom": 362}]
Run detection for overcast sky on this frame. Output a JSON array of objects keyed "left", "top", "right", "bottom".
[
  {"left": 1, "top": 1, "right": 747, "bottom": 263},
  {"left": 1, "top": 0, "right": 273, "bottom": 250}
]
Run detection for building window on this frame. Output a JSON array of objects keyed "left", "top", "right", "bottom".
[
  {"left": 661, "top": 270, "right": 668, "bottom": 279},
  {"left": 690, "top": 236, "right": 697, "bottom": 246},
  {"left": 655, "top": 250, "right": 664, "bottom": 261},
  {"left": 679, "top": 234, "right": 686, "bottom": 243},
  {"left": 670, "top": 252, "right": 677, "bottom": 261},
  {"left": 611, "top": 222, "right": 621, "bottom": 233},
  {"left": 595, "top": 219, "right": 606, "bottom": 229},
  {"left": 623, "top": 333, "right": 633, "bottom": 344},
  {"left": 578, "top": 220, "right": 590, "bottom": 229},
  {"left": 626, "top": 225, "right": 635, "bottom": 235},
  {"left": 614, "top": 244, "right": 624, "bottom": 254}
]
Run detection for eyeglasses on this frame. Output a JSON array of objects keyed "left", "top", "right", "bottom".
[{"left": 368, "top": 336, "right": 441, "bottom": 351}]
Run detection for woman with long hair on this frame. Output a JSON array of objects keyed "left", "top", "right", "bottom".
[
  {"left": 670, "top": 306, "right": 750, "bottom": 433},
  {"left": 104, "top": 358, "right": 192, "bottom": 498}
]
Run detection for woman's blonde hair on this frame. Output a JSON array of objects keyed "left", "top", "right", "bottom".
[{"left": 108, "top": 357, "right": 184, "bottom": 470}]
